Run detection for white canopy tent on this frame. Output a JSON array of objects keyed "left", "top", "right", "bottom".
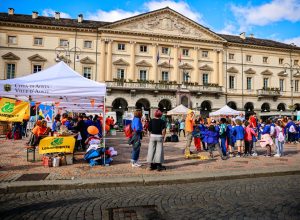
[
  {"left": 167, "top": 104, "right": 191, "bottom": 115},
  {"left": 0, "top": 61, "right": 108, "bottom": 164},
  {"left": 209, "top": 105, "right": 241, "bottom": 117}
]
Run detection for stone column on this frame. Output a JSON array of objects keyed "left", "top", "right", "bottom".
[
  {"left": 106, "top": 39, "right": 113, "bottom": 81},
  {"left": 192, "top": 47, "right": 199, "bottom": 83},
  {"left": 212, "top": 49, "right": 219, "bottom": 84},
  {"left": 218, "top": 50, "right": 223, "bottom": 86},
  {"left": 173, "top": 45, "right": 179, "bottom": 82},
  {"left": 129, "top": 41, "right": 136, "bottom": 81},
  {"left": 99, "top": 39, "right": 106, "bottom": 82},
  {"left": 151, "top": 43, "right": 158, "bottom": 82}
]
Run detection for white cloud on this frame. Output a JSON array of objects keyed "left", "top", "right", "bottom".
[
  {"left": 231, "top": 0, "right": 300, "bottom": 31},
  {"left": 86, "top": 9, "right": 141, "bottom": 22},
  {"left": 283, "top": 36, "right": 300, "bottom": 46},
  {"left": 86, "top": 0, "right": 205, "bottom": 24},
  {"left": 42, "top": 9, "right": 71, "bottom": 19},
  {"left": 215, "top": 23, "right": 237, "bottom": 35},
  {"left": 144, "top": 0, "right": 204, "bottom": 23}
]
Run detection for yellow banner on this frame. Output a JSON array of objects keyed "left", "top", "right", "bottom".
[
  {"left": 0, "top": 98, "right": 29, "bottom": 122},
  {"left": 38, "top": 136, "right": 75, "bottom": 154}
]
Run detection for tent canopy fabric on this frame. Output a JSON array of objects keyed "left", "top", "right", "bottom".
[
  {"left": 209, "top": 105, "right": 241, "bottom": 117},
  {"left": 0, "top": 61, "right": 106, "bottom": 105},
  {"left": 167, "top": 104, "right": 191, "bottom": 115}
]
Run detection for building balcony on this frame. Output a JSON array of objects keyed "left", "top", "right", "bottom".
[
  {"left": 106, "top": 80, "right": 224, "bottom": 95},
  {"left": 257, "top": 88, "right": 282, "bottom": 101}
]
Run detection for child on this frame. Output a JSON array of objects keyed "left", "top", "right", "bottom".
[
  {"left": 205, "top": 125, "right": 223, "bottom": 159},
  {"left": 274, "top": 120, "right": 285, "bottom": 157},
  {"left": 85, "top": 126, "right": 101, "bottom": 152},
  {"left": 233, "top": 119, "right": 245, "bottom": 157},
  {"left": 244, "top": 121, "right": 257, "bottom": 156},
  {"left": 226, "top": 119, "right": 236, "bottom": 157},
  {"left": 219, "top": 118, "right": 227, "bottom": 157},
  {"left": 260, "top": 119, "right": 274, "bottom": 157},
  {"left": 192, "top": 126, "right": 201, "bottom": 151}
]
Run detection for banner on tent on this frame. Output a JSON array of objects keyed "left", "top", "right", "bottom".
[
  {"left": 39, "top": 136, "right": 75, "bottom": 154},
  {"left": 0, "top": 98, "right": 29, "bottom": 122},
  {"left": 39, "top": 104, "right": 53, "bottom": 123}
]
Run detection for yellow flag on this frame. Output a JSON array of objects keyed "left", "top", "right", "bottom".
[{"left": 0, "top": 98, "right": 29, "bottom": 122}]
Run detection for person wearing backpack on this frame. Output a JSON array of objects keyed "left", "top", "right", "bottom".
[
  {"left": 219, "top": 118, "right": 227, "bottom": 157},
  {"left": 285, "top": 118, "right": 297, "bottom": 144},
  {"left": 274, "top": 120, "right": 285, "bottom": 157},
  {"left": 129, "top": 110, "right": 143, "bottom": 167}
]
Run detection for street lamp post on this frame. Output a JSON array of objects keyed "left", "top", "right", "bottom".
[
  {"left": 55, "top": 41, "right": 81, "bottom": 70},
  {"left": 282, "top": 45, "right": 300, "bottom": 116}
]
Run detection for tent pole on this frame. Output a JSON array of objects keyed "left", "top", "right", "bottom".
[
  {"left": 35, "top": 104, "right": 38, "bottom": 122},
  {"left": 103, "top": 98, "right": 106, "bottom": 166}
]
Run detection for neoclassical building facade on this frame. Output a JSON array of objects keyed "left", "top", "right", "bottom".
[{"left": 1, "top": 7, "right": 300, "bottom": 122}]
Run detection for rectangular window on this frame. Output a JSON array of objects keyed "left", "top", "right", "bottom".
[
  {"left": 279, "top": 79, "right": 284, "bottom": 91},
  {"left": 202, "top": 73, "right": 208, "bottom": 85},
  {"left": 139, "top": 70, "right": 147, "bottom": 80},
  {"left": 182, "top": 49, "right": 189, "bottom": 56},
  {"left": 295, "top": 80, "right": 299, "bottom": 92},
  {"left": 263, "top": 78, "right": 269, "bottom": 89},
  {"left": 229, "top": 76, "right": 235, "bottom": 89},
  {"left": 33, "top": 65, "right": 42, "bottom": 73},
  {"left": 202, "top": 51, "right": 208, "bottom": 58},
  {"left": 8, "top": 36, "right": 17, "bottom": 44},
  {"left": 162, "top": 47, "right": 169, "bottom": 55},
  {"left": 263, "top": 56, "right": 268, "bottom": 63},
  {"left": 34, "top": 37, "right": 43, "bottom": 46},
  {"left": 294, "top": 60, "right": 299, "bottom": 65},
  {"left": 279, "top": 58, "right": 284, "bottom": 64},
  {"left": 117, "top": 43, "right": 125, "bottom": 51},
  {"left": 247, "top": 77, "right": 252, "bottom": 90},
  {"left": 162, "top": 71, "right": 169, "bottom": 81},
  {"left": 117, "top": 68, "right": 125, "bottom": 79},
  {"left": 83, "top": 67, "right": 92, "bottom": 79},
  {"left": 6, "top": 63, "right": 15, "bottom": 79},
  {"left": 140, "top": 45, "right": 147, "bottom": 52},
  {"left": 229, "top": 53, "right": 234, "bottom": 60},
  {"left": 59, "top": 39, "right": 68, "bottom": 47},
  {"left": 183, "top": 71, "right": 189, "bottom": 82},
  {"left": 246, "top": 55, "right": 252, "bottom": 62},
  {"left": 84, "top": 41, "right": 92, "bottom": 48}
]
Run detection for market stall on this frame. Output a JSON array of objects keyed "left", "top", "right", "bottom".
[
  {"left": 0, "top": 61, "right": 107, "bottom": 165},
  {"left": 167, "top": 104, "right": 191, "bottom": 115},
  {"left": 209, "top": 105, "right": 241, "bottom": 117}
]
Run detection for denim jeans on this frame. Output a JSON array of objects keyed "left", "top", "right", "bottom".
[
  {"left": 220, "top": 137, "right": 227, "bottom": 156},
  {"left": 131, "top": 132, "right": 142, "bottom": 162},
  {"left": 275, "top": 139, "right": 284, "bottom": 156}
]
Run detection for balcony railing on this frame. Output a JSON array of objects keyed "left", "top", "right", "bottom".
[
  {"left": 257, "top": 89, "right": 282, "bottom": 96},
  {"left": 106, "top": 81, "right": 224, "bottom": 93}
]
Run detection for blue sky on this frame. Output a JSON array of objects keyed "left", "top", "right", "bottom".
[{"left": 1, "top": 0, "right": 300, "bottom": 45}]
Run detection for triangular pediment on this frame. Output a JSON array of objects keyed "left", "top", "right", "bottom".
[
  {"left": 277, "top": 71, "right": 288, "bottom": 77},
  {"left": 28, "top": 54, "right": 47, "bottom": 62},
  {"left": 2, "top": 52, "right": 20, "bottom": 60},
  {"left": 227, "top": 67, "right": 239, "bottom": 73},
  {"left": 113, "top": 58, "right": 129, "bottom": 66},
  {"left": 158, "top": 61, "right": 173, "bottom": 68},
  {"left": 199, "top": 64, "right": 213, "bottom": 71},
  {"left": 244, "top": 68, "right": 256, "bottom": 74},
  {"left": 104, "top": 8, "right": 225, "bottom": 42},
  {"left": 261, "top": 69, "right": 273, "bottom": 75},
  {"left": 179, "top": 63, "right": 193, "bottom": 70},
  {"left": 80, "top": 56, "right": 96, "bottom": 64},
  {"left": 136, "top": 60, "right": 152, "bottom": 67}
]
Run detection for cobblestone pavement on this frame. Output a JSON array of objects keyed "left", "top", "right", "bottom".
[
  {"left": 0, "top": 132, "right": 300, "bottom": 182},
  {"left": 0, "top": 175, "right": 299, "bottom": 220}
]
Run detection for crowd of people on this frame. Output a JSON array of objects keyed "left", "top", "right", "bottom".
[{"left": 128, "top": 109, "right": 300, "bottom": 171}]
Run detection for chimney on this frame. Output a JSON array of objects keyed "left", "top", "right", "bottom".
[
  {"left": 250, "top": 33, "right": 254, "bottom": 38},
  {"left": 32, "top": 11, "right": 38, "bottom": 19},
  {"left": 8, "top": 8, "right": 14, "bottom": 15},
  {"left": 55, "top": 12, "right": 60, "bottom": 20},
  {"left": 240, "top": 32, "right": 246, "bottom": 40},
  {"left": 78, "top": 14, "right": 83, "bottom": 23}
]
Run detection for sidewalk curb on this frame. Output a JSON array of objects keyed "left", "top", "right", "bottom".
[{"left": 1, "top": 169, "right": 300, "bottom": 193}]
